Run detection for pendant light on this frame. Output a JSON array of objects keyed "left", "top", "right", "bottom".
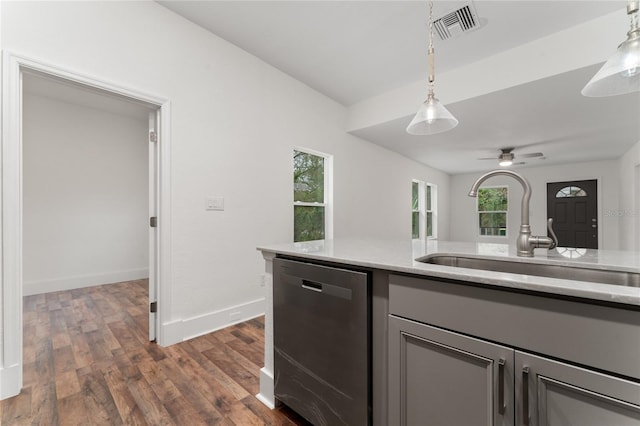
[
  {"left": 407, "top": 0, "right": 459, "bottom": 135},
  {"left": 582, "top": 0, "right": 640, "bottom": 97}
]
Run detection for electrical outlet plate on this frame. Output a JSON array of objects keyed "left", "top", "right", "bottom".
[{"left": 206, "top": 197, "right": 224, "bottom": 211}]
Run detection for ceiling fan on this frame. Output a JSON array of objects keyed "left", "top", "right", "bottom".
[{"left": 478, "top": 148, "right": 544, "bottom": 167}]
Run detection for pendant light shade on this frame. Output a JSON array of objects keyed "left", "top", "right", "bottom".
[
  {"left": 582, "top": 0, "right": 640, "bottom": 97},
  {"left": 407, "top": 0, "right": 458, "bottom": 136},
  {"left": 406, "top": 94, "right": 459, "bottom": 135}
]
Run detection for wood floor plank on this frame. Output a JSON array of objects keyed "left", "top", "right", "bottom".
[
  {"left": 55, "top": 370, "right": 81, "bottom": 400},
  {"left": 124, "top": 370, "right": 174, "bottom": 426},
  {"left": 164, "top": 344, "right": 240, "bottom": 417},
  {"left": 57, "top": 392, "right": 91, "bottom": 426},
  {"left": 240, "top": 395, "right": 302, "bottom": 426},
  {"left": 102, "top": 365, "right": 148, "bottom": 426},
  {"left": 136, "top": 358, "right": 181, "bottom": 403},
  {"left": 28, "top": 381, "right": 59, "bottom": 426},
  {"left": 225, "top": 400, "right": 267, "bottom": 426},
  {"left": 0, "top": 386, "right": 32, "bottom": 425},
  {"left": 77, "top": 368, "right": 123, "bottom": 425},
  {"left": 205, "top": 333, "right": 261, "bottom": 375},
  {"left": 67, "top": 325, "right": 94, "bottom": 369},
  {"left": 179, "top": 341, "right": 251, "bottom": 402},
  {"left": 1, "top": 280, "right": 309, "bottom": 425},
  {"left": 156, "top": 356, "right": 225, "bottom": 423},
  {"left": 53, "top": 345, "right": 77, "bottom": 374}
]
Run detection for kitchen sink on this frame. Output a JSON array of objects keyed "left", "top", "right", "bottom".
[{"left": 417, "top": 255, "right": 640, "bottom": 287}]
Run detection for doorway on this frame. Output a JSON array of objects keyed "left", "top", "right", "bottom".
[
  {"left": 547, "top": 179, "right": 598, "bottom": 249},
  {"left": 1, "top": 52, "right": 171, "bottom": 400}
]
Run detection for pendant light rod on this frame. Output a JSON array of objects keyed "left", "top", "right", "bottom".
[
  {"left": 427, "top": 0, "right": 435, "bottom": 92},
  {"left": 407, "top": 0, "right": 459, "bottom": 136}
]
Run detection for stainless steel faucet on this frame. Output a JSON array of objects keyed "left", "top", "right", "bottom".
[{"left": 468, "top": 169, "right": 558, "bottom": 257}]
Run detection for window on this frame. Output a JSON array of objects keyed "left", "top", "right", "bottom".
[
  {"left": 555, "top": 186, "right": 587, "bottom": 198},
  {"left": 293, "top": 149, "right": 332, "bottom": 242},
  {"left": 478, "top": 186, "right": 508, "bottom": 237},
  {"left": 426, "top": 184, "right": 436, "bottom": 238},
  {"left": 412, "top": 182, "right": 420, "bottom": 238},
  {"left": 412, "top": 180, "right": 437, "bottom": 239}
]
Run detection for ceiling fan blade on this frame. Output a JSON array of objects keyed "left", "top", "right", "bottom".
[
  {"left": 477, "top": 157, "right": 496, "bottom": 160},
  {"left": 519, "top": 152, "right": 544, "bottom": 158}
]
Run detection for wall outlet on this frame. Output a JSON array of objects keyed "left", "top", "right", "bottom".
[
  {"left": 205, "top": 196, "right": 224, "bottom": 211},
  {"left": 259, "top": 274, "right": 266, "bottom": 287}
]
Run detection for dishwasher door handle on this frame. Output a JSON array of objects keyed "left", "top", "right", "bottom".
[{"left": 301, "top": 280, "right": 323, "bottom": 292}]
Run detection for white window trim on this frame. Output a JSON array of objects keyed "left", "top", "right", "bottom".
[
  {"left": 426, "top": 183, "right": 438, "bottom": 240},
  {"left": 293, "top": 147, "right": 333, "bottom": 240},
  {"left": 412, "top": 180, "right": 438, "bottom": 240},
  {"left": 477, "top": 185, "right": 508, "bottom": 238}
]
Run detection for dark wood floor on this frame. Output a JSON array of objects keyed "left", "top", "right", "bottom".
[{"left": 0, "top": 279, "right": 310, "bottom": 425}]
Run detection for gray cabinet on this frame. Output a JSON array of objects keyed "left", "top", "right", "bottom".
[
  {"left": 516, "top": 352, "right": 640, "bottom": 426},
  {"left": 389, "top": 315, "right": 514, "bottom": 426},
  {"left": 388, "top": 274, "right": 640, "bottom": 426}
]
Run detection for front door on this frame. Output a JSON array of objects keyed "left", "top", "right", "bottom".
[{"left": 547, "top": 180, "right": 598, "bottom": 249}]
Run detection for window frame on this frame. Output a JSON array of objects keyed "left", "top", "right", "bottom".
[
  {"left": 426, "top": 183, "right": 437, "bottom": 239},
  {"left": 293, "top": 147, "right": 333, "bottom": 242},
  {"left": 412, "top": 180, "right": 438, "bottom": 240},
  {"left": 477, "top": 185, "right": 508, "bottom": 238}
]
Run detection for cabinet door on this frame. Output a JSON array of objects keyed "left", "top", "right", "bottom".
[
  {"left": 389, "top": 315, "right": 514, "bottom": 426},
  {"left": 516, "top": 351, "right": 640, "bottom": 426}
]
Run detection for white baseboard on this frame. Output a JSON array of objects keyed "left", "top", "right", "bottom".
[
  {"left": 181, "top": 298, "right": 265, "bottom": 341},
  {"left": 257, "top": 367, "right": 275, "bottom": 409},
  {"left": 160, "top": 319, "right": 184, "bottom": 347},
  {"left": 0, "top": 364, "right": 21, "bottom": 400},
  {"left": 159, "top": 299, "right": 265, "bottom": 346},
  {"left": 23, "top": 268, "right": 149, "bottom": 296}
]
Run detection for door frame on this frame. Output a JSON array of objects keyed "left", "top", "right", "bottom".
[
  {"left": 546, "top": 178, "right": 601, "bottom": 249},
  {"left": 0, "top": 51, "right": 172, "bottom": 399}
]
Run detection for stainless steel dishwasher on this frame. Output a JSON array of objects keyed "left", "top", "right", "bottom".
[{"left": 273, "top": 258, "right": 371, "bottom": 426}]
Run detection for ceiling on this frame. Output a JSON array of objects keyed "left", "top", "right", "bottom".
[
  {"left": 352, "top": 64, "right": 640, "bottom": 174},
  {"left": 158, "top": 1, "right": 625, "bottom": 106},
  {"left": 158, "top": 0, "right": 640, "bottom": 175},
  {"left": 24, "top": 2, "right": 640, "bottom": 176}
]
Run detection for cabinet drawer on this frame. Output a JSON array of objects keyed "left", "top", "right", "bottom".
[{"left": 389, "top": 274, "right": 640, "bottom": 380}]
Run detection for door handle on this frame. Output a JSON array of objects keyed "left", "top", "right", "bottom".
[
  {"left": 522, "top": 366, "right": 530, "bottom": 426},
  {"left": 498, "top": 358, "right": 506, "bottom": 415}
]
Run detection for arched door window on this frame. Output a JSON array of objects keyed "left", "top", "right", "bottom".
[{"left": 555, "top": 186, "right": 587, "bottom": 198}]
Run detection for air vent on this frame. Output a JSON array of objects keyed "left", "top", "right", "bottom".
[{"left": 433, "top": 3, "right": 481, "bottom": 40}]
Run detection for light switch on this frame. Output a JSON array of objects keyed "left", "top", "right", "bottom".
[{"left": 206, "top": 197, "right": 224, "bottom": 211}]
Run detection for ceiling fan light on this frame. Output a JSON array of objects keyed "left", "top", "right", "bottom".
[
  {"left": 498, "top": 151, "right": 514, "bottom": 166},
  {"left": 406, "top": 94, "right": 459, "bottom": 135}
]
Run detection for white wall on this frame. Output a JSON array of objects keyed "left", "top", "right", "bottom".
[
  {"left": 618, "top": 140, "right": 640, "bottom": 251},
  {"left": 450, "top": 160, "right": 620, "bottom": 250},
  {"left": 1, "top": 1, "right": 449, "bottom": 343},
  {"left": 22, "top": 93, "right": 149, "bottom": 295}
]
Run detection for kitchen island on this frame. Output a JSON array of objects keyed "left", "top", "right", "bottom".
[{"left": 257, "top": 238, "right": 640, "bottom": 425}]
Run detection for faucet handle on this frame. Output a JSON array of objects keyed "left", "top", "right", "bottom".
[{"left": 547, "top": 218, "right": 558, "bottom": 249}]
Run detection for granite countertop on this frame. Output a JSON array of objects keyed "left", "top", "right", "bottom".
[{"left": 257, "top": 238, "right": 640, "bottom": 306}]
